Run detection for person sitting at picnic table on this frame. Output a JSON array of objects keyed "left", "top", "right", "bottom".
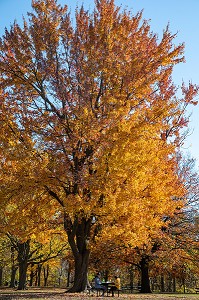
[
  {"left": 94, "top": 272, "right": 106, "bottom": 296},
  {"left": 109, "top": 275, "right": 121, "bottom": 296}
]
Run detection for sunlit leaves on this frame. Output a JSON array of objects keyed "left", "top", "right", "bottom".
[{"left": 0, "top": 2, "right": 198, "bottom": 287}]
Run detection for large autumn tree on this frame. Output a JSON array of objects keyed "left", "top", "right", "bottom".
[{"left": 0, "top": 0, "right": 198, "bottom": 292}]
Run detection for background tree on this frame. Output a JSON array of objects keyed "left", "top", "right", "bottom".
[
  {"left": 0, "top": 236, "right": 11, "bottom": 287},
  {"left": 0, "top": 0, "right": 198, "bottom": 292},
  {"left": 5, "top": 231, "right": 68, "bottom": 290}
]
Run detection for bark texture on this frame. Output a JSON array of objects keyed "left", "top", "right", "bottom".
[
  {"left": 140, "top": 256, "right": 151, "bottom": 293},
  {"left": 64, "top": 213, "right": 92, "bottom": 292},
  {"left": 17, "top": 240, "right": 30, "bottom": 290}
]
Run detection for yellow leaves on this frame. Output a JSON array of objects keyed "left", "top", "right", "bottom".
[
  {"left": 30, "top": 233, "right": 36, "bottom": 240},
  {"left": 161, "top": 57, "right": 172, "bottom": 66},
  {"left": 92, "top": 116, "right": 185, "bottom": 247},
  {"left": 0, "top": 0, "right": 198, "bottom": 275},
  {"left": 83, "top": 107, "right": 89, "bottom": 117}
]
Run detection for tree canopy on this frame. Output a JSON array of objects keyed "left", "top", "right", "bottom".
[{"left": 0, "top": 0, "right": 198, "bottom": 292}]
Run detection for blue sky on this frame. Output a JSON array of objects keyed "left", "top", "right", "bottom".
[{"left": 0, "top": 0, "right": 199, "bottom": 166}]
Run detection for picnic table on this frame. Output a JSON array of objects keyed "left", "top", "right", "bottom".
[
  {"left": 101, "top": 281, "right": 114, "bottom": 296},
  {"left": 101, "top": 281, "right": 121, "bottom": 296}
]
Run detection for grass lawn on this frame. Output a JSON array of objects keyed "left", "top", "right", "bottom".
[{"left": 0, "top": 288, "right": 198, "bottom": 300}]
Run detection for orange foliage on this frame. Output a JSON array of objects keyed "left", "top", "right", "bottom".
[{"left": 0, "top": 0, "right": 198, "bottom": 291}]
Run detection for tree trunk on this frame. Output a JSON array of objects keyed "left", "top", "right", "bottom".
[
  {"left": 10, "top": 246, "right": 17, "bottom": 288},
  {"left": 35, "top": 268, "right": 38, "bottom": 287},
  {"left": 129, "top": 266, "right": 134, "bottom": 290},
  {"left": 168, "top": 274, "right": 172, "bottom": 292},
  {"left": 69, "top": 248, "right": 90, "bottom": 292},
  {"left": 160, "top": 274, "right": 165, "bottom": 292},
  {"left": 43, "top": 264, "right": 49, "bottom": 287},
  {"left": 29, "top": 264, "right": 35, "bottom": 286},
  {"left": 173, "top": 276, "right": 176, "bottom": 292},
  {"left": 182, "top": 277, "right": 186, "bottom": 293},
  {"left": 104, "top": 270, "right": 109, "bottom": 282},
  {"left": 64, "top": 214, "right": 92, "bottom": 292},
  {"left": 66, "top": 261, "right": 72, "bottom": 288},
  {"left": 139, "top": 256, "right": 151, "bottom": 293},
  {"left": 17, "top": 240, "right": 30, "bottom": 290},
  {"left": 10, "top": 265, "right": 18, "bottom": 288},
  {"left": 0, "top": 266, "right": 3, "bottom": 286},
  {"left": 37, "top": 264, "right": 42, "bottom": 287}
]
